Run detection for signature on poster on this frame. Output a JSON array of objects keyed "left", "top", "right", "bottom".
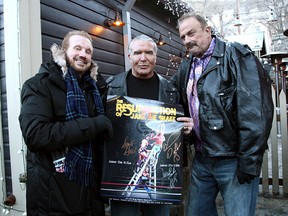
[
  {"left": 121, "top": 136, "right": 137, "bottom": 156},
  {"left": 164, "top": 167, "right": 178, "bottom": 188},
  {"left": 163, "top": 132, "right": 181, "bottom": 162}
]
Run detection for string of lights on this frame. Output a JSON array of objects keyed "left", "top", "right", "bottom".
[{"left": 156, "top": 0, "right": 192, "bottom": 17}]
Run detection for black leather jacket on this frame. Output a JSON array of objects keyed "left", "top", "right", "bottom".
[
  {"left": 106, "top": 70, "right": 180, "bottom": 104},
  {"left": 171, "top": 36, "right": 274, "bottom": 176}
]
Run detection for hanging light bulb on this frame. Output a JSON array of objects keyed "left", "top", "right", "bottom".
[
  {"left": 104, "top": 10, "right": 125, "bottom": 27},
  {"left": 156, "top": 34, "right": 167, "bottom": 46}
]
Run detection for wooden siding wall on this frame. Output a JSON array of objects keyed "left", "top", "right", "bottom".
[
  {"left": 0, "top": 0, "right": 185, "bottom": 197},
  {"left": 132, "top": 0, "right": 183, "bottom": 77},
  {"left": 0, "top": 0, "right": 13, "bottom": 194},
  {"left": 40, "top": 0, "right": 184, "bottom": 79}
]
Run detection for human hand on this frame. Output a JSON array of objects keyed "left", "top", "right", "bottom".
[
  {"left": 93, "top": 115, "right": 113, "bottom": 138},
  {"left": 176, "top": 117, "right": 194, "bottom": 136},
  {"left": 237, "top": 170, "right": 255, "bottom": 184}
]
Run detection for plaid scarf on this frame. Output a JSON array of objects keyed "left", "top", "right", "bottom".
[{"left": 64, "top": 66, "right": 104, "bottom": 186}]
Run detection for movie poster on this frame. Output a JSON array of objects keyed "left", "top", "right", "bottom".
[{"left": 101, "top": 96, "right": 184, "bottom": 204}]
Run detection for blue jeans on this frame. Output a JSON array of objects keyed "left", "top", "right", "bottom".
[
  {"left": 186, "top": 152, "right": 259, "bottom": 216},
  {"left": 110, "top": 201, "right": 170, "bottom": 216}
]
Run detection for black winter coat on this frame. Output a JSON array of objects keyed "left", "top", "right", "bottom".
[
  {"left": 19, "top": 59, "right": 107, "bottom": 215},
  {"left": 171, "top": 36, "right": 274, "bottom": 176}
]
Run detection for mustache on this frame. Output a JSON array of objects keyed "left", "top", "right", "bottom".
[{"left": 186, "top": 42, "right": 197, "bottom": 50}]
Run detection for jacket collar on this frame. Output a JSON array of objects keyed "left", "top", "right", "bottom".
[
  {"left": 107, "top": 69, "right": 175, "bottom": 102},
  {"left": 211, "top": 36, "right": 226, "bottom": 58}
]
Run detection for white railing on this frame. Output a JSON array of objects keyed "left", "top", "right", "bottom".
[{"left": 261, "top": 87, "right": 288, "bottom": 195}]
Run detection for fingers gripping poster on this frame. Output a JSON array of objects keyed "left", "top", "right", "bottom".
[{"left": 101, "top": 96, "right": 184, "bottom": 204}]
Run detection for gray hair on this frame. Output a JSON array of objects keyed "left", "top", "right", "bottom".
[
  {"left": 129, "top": 34, "right": 158, "bottom": 54},
  {"left": 177, "top": 12, "right": 208, "bottom": 30}
]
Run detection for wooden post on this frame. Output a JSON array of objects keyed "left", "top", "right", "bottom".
[{"left": 280, "top": 90, "right": 288, "bottom": 194}]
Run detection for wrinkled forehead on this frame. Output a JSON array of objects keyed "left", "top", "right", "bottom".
[
  {"left": 129, "top": 40, "right": 156, "bottom": 53},
  {"left": 69, "top": 35, "right": 93, "bottom": 48},
  {"left": 179, "top": 17, "right": 203, "bottom": 31}
]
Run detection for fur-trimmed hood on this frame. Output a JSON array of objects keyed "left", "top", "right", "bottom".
[{"left": 50, "top": 43, "right": 98, "bottom": 81}]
